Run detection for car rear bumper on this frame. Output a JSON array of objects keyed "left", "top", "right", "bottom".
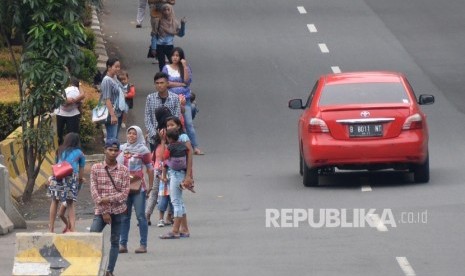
[{"left": 303, "top": 131, "right": 428, "bottom": 168}]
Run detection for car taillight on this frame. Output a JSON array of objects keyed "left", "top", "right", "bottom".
[
  {"left": 402, "top": 113, "right": 423, "bottom": 130},
  {"left": 308, "top": 118, "right": 329, "bottom": 133}
]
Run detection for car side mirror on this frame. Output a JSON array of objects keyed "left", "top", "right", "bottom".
[
  {"left": 288, "top": 99, "right": 304, "bottom": 109},
  {"left": 418, "top": 94, "right": 435, "bottom": 105}
]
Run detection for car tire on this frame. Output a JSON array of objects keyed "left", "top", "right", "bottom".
[
  {"left": 299, "top": 153, "right": 303, "bottom": 176},
  {"left": 413, "top": 154, "right": 429, "bottom": 183},
  {"left": 303, "top": 160, "right": 319, "bottom": 187}
]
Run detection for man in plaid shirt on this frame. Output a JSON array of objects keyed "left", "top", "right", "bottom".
[
  {"left": 144, "top": 72, "right": 181, "bottom": 148},
  {"left": 90, "top": 138, "right": 130, "bottom": 276}
]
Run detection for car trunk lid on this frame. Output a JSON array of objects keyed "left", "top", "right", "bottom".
[{"left": 320, "top": 104, "right": 411, "bottom": 140}]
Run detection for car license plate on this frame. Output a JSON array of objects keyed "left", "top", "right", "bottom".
[{"left": 349, "top": 124, "right": 383, "bottom": 137}]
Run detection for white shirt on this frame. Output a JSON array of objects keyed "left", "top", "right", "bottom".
[{"left": 55, "top": 86, "right": 80, "bottom": 117}]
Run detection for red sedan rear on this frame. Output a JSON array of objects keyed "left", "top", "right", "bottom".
[{"left": 289, "top": 71, "right": 434, "bottom": 187}]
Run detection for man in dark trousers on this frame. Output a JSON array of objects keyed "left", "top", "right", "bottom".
[{"left": 90, "top": 138, "right": 130, "bottom": 276}]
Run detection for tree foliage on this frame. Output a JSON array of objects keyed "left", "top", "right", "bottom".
[{"left": 1, "top": 0, "right": 86, "bottom": 202}]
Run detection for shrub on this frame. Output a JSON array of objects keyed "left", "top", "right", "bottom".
[
  {"left": 79, "top": 100, "right": 98, "bottom": 144},
  {"left": 80, "top": 1, "right": 93, "bottom": 27},
  {"left": 0, "top": 102, "right": 20, "bottom": 140},
  {"left": 81, "top": 27, "right": 96, "bottom": 51},
  {"left": 76, "top": 47, "right": 97, "bottom": 83}
]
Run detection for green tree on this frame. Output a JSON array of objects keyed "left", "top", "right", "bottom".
[{"left": 1, "top": 0, "right": 86, "bottom": 202}]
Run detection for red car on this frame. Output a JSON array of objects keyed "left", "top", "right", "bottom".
[{"left": 288, "top": 71, "right": 434, "bottom": 187}]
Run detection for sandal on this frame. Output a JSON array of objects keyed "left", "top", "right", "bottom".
[
  {"left": 179, "top": 233, "right": 190, "bottom": 238},
  {"left": 159, "top": 232, "right": 180, "bottom": 239}
]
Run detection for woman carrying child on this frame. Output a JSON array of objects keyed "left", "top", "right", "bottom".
[
  {"left": 159, "top": 116, "right": 193, "bottom": 239},
  {"left": 117, "top": 70, "right": 136, "bottom": 129},
  {"left": 117, "top": 126, "right": 154, "bottom": 253}
]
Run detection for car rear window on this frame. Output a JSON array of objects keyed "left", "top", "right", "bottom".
[{"left": 319, "top": 82, "right": 410, "bottom": 106}]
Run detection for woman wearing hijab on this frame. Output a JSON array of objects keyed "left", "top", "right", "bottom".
[
  {"left": 117, "top": 126, "right": 154, "bottom": 254},
  {"left": 151, "top": 3, "right": 186, "bottom": 71}
]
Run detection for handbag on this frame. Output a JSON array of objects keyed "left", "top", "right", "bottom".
[
  {"left": 92, "top": 102, "right": 108, "bottom": 123},
  {"left": 147, "top": 45, "right": 155, "bottom": 58},
  {"left": 52, "top": 161, "right": 73, "bottom": 180},
  {"left": 129, "top": 175, "right": 142, "bottom": 194}
]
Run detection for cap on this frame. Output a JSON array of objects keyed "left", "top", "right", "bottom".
[{"left": 104, "top": 138, "right": 120, "bottom": 149}]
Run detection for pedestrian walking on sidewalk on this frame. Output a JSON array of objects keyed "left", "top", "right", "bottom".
[
  {"left": 47, "top": 132, "right": 86, "bottom": 233},
  {"left": 151, "top": 3, "right": 186, "bottom": 71},
  {"left": 117, "top": 126, "right": 154, "bottom": 254},
  {"left": 90, "top": 138, "right": 130, "bottom": 276},
  {"left": 162, "top": 47, "right": 204, "bottom": 155},
  {"left": 101, "top": 58, "right": 124, "bottom": 140},
  {"left": 159, "top": 116, "right": 193, "bottom": 239},
  {"left": 145, "top": 72, "right": 181, "bottom": 150}
]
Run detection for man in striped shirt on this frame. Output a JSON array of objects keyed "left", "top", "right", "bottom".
[{"left": 90, "top": 138, "right": 130, "bottom": 276}]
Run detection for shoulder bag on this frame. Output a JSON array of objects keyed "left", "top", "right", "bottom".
[
  {"left": 52, "top": 161, "right": 73, "bottom": 180},
  {"left": 92, "top": 99, "right": 108, "bottom": 123},
  {"left": 129, "top": 175, "right": 142, "bottom": 194},
  {"left": 105, "top": 166, "right": 121, "bottom": 192}
]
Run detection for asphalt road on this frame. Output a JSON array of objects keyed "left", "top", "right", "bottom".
[{"left": 16, "top": 0, "right": 465, "bottom": 275}]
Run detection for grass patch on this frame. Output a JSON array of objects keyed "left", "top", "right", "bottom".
[
  {"left": 0, "top": 46, "right": 21, "bottom": 78},
  {"left": 0, "top": 78, "right": 100, "bottom": 104}
]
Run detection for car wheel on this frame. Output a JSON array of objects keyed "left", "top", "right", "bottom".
[
  {"left": 303, "top": 160, "right": 319, "bottom": 187},
  {"left": 413, "top": 154, "right": 429, "bottom": 183},
  {"left": 299, "top": 153, "right": 303, "bottom": 176}
]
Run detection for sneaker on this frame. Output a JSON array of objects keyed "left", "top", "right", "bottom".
[
  {"left": 157, "top": 220, "right": 165, "bottom": 227},
  {"left": 121, "top": 123, "right": 126, "bottom": 128},
  {"left": 136, "top": 24, "right": 142, "bottom": 28}
]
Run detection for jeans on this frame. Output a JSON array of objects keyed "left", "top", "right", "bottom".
[
  {"left": 90, "top": 213, "right": 124, "bottom": 273},
  {"left": 120, "top": 190, "right": 148, "bottom": 247},
  {"left": 184, "top": 101, "right": 198, "bottom": 148},
  {"left": 105, "top": 115, "right": 123, "bottom": 140},
  {"left": 158, "top": 195, "right": 173, "bottom": 213},
  {"left": 168, "top": 169, "right": 186, "bottom": 217},
  {"left": 136, "top": 0, "right": 147, "bottom": 24},
  {"left": 145, "top": 177, "right": 159, "bottom": 216}
]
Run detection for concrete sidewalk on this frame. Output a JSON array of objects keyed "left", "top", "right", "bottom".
[{"left": 0, "top": 153, "right": 105, "bottom": 275}]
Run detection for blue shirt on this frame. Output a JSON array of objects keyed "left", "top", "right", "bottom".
[
  {"left": 59, "top": 148, "right": 86, "bottom": 173},
  {"left": 150, "top": 22, "right": 186, "bottom": 50}
]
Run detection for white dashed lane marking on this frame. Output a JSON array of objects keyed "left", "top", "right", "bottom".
[
  {"left": 297, "top": 6, "right": 307, "bottom": 14},
  {"left": 331, "top": 66, "right": 341, "bottom": 74},
  {"left": 396, "top": 257, "right": 416, "bottom": 276},
  {"left": 361, "top": 185, "right": 372, "bottom": 192},
  {"left": 307, "top": 24, "right": 317, "bottom": 33},
  {"left": 318, "top": 43, "right": 329, "bottom": 53}
]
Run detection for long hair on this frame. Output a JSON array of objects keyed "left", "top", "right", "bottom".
[
  {"left": 165, "top": 116, "right": 185, "bottom": 134},
  {"left": 58, "top": 132, "right": 81, "bottom": 160},
  {"left": 171, "top": 47, "right": 185, "bottom": 81}
]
